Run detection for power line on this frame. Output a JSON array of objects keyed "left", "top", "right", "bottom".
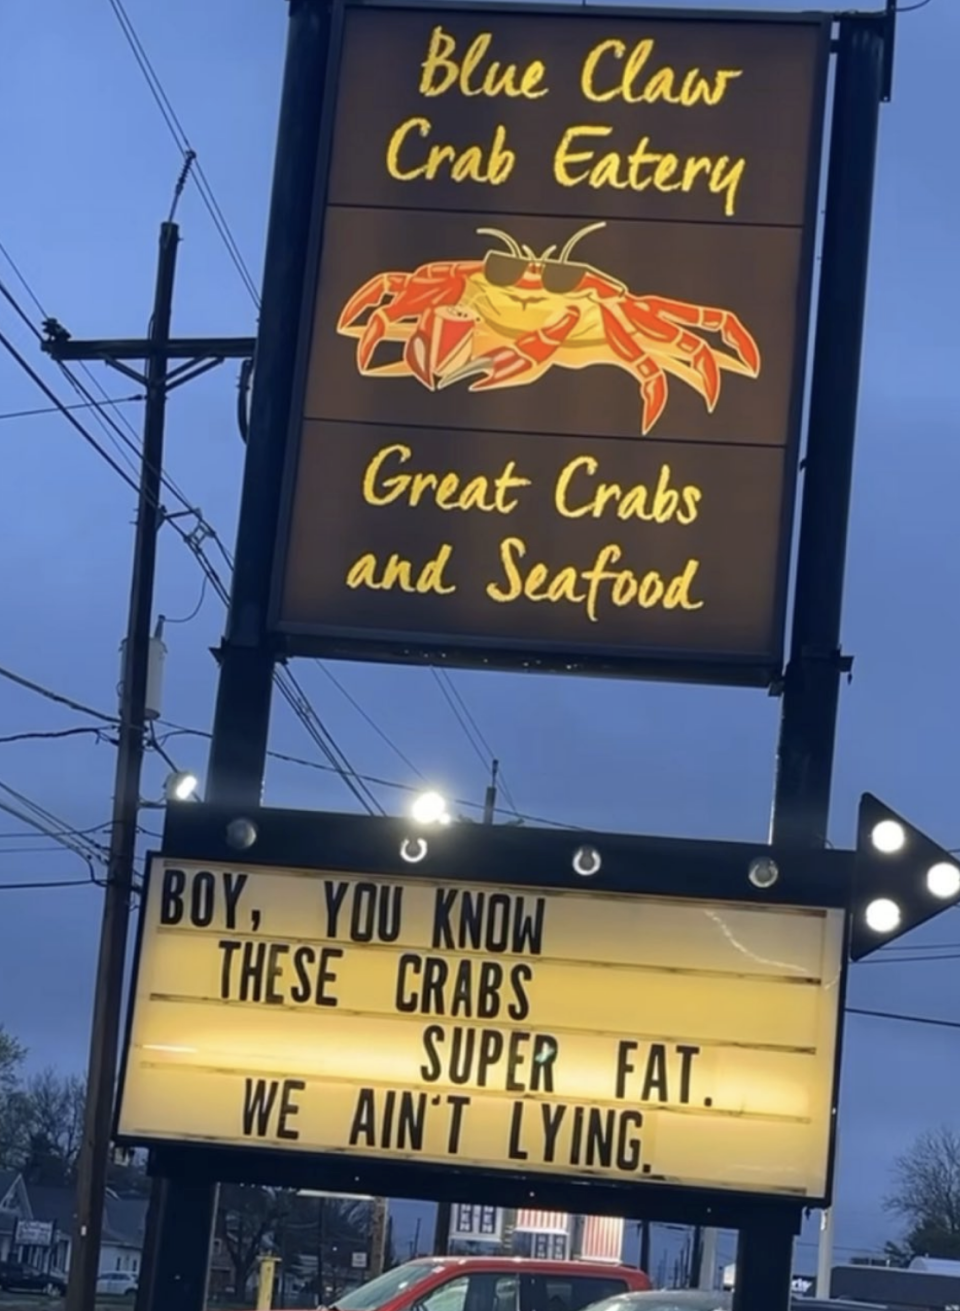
[
  {"left": 0, "top": 263, "right": 489, "bottom": 821},
  {"left": 0, "top": 877, "right": 98, "bottom": 892},
  {"left": 0, "top": 662, "right": 119, "bottom": 726},
  {"left": 106, "top": 0, "right": 260, "bottom": 307},
  {"left": 429, "top": 667, "right": 521, "bottom": 814},
  {"left": 1, "top": 263, "right": 504, "bottom": 823},
  {"left": 0, "top": 325, "right": 141, "bottom": 496},
  {"left": 315, "top": 661, "right": 426, "bottom": 784},
  {"left": 0, "top": 255, "right": 203, "bottom": 519},
  {"left": 0, "top": 727, "right": 108, "bottom": 746},
  {"left": 847, "top": 1006, "right": 960, "bottom": 1030},
  {"left": 155, "top": 717, "right": 576, "bottom": 829},
  {"left": 0, "top": 394, "right": 142, "bottom": 423}
]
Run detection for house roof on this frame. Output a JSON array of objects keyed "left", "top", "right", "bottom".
[
  {"left": 103, "top": 1195, "right": 148, "bottom": 1249},
  {"left": 24, "top": 1185, "right": 148, "bottom": 1249},
  {"left": 0, "top": 1170, "right": 18, "bottom": 1203},
  {"left": 26, "top": 1185, "right": 76, "bottom": 1232}
]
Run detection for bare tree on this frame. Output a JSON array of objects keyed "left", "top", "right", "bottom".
[
  {"left": 885, "top": 1126, "right": 960, "bottom": 1260},
  {"left": 0, "top": 1025, "right": 28, "bottom": 1168},
  {"left": 20, "top": 1069, "right": 86, "bottom": 1184}
]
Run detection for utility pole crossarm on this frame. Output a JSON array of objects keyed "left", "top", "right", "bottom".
[{"left": 41, "top": 335, "right": 255, "bottom": 362}]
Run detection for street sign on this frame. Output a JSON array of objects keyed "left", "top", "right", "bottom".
[
  {"left": 270, "top": 3, "right": 830, "bottom": 686},
  {"left": 117, "top": 847, "right": 844, "bottom": 1201}
]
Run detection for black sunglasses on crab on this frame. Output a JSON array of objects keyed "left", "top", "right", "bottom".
[{"left": 483, "top": 251, "right": 590, "bottom": 295}]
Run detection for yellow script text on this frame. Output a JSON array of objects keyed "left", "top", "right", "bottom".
[
  {"left": 555, "top": 457, "right": 701, "bottom": 525},
  {"left": 386, "top": 118, "right": 515, "bottom": 185},
  {"left": 362, "top": 443, "right": 531, "bottom": 514},
  {"left": 419, "top": 26, "right": 549, "bottom": 99},
  {"left": 346, "top": 544, "right": 457, "bottom": 595},
  {"left": 553, "top": 127, "right": 745, "bottom": 217},
  {"left": 581, "top": 38, "right": 742, "bottom": 106},
  {"left": 486, "top": 538, "right": 703, "bottom": 622}
]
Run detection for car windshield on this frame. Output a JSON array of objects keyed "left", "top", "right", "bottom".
[
  {"left": 336, "top": 1263, "right": 444, "bottom": 1311},
  {"left": 586, "top": 1295, "right": 731, "bottom": 1311}
]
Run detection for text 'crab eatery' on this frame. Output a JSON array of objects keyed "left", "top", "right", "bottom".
[
  {"left": 116, "top": 861, "right": 842, "bottom": 1197},
  {"left": 385, "top": 26, "right": 750, "bottom": 216}
]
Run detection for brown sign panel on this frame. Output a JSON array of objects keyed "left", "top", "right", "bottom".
[{"left": 271, "top": 2, "right": 830, "bottom": 684}]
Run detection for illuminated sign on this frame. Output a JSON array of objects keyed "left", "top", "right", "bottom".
[
  {"left": 270, "top": 4, "right": 829, "bottom": 685},
  {"left": 117, "top": 858, "right": 843, "bottom": 1198}
]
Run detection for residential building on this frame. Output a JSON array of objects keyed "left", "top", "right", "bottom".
[{"left": 0, "top": 1171, "right": 148, "bottom": 1279}]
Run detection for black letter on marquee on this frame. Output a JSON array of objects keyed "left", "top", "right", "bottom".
[
  {"left": 349, "top": 1088, "right": 376, "bottom": 1147},
  {"left": 446, "top": 1095, "right": 470, "bottom": 1154},
  {"left": 433, "top": 889, "right": 456, "bottom": 949},
  {"left": 277, "top": 1080, "right": 305, "bottom": 1140},
  {"left": 615, "top": 1040, "right": 637, "bottom": 1099},
  {"left": 218, "top": 940, "right": 241, "bottom": 999},
  {"left": 507, "top": 1102, "right": 528, "bottom": 1161},
  {"left": 160, "top": 868, "right": 186, "bottom": 924},
  {"left": 676, "top": 1045, "right": 700, "bottom": 1104}
]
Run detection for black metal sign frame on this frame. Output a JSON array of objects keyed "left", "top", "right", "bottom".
[{"left": 116, "top": 805, "right": 853, "bottom": 1230}]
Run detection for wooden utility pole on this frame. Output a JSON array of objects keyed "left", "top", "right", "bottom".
[{"left": 41, "top": 222, "right": 253, "bottom": 1311}]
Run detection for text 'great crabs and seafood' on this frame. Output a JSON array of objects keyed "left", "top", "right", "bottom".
[{"left": 271, "top": 5, "right": 830, "bottom": 684}]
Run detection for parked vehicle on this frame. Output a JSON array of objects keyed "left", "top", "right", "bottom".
[
  {"left": 96, "top": 1269, "right": 139, "bottom": 1297},
  {"left": 322, "top": 1257, "right": 652, "bottom": 1311},
  {"left": 577, "top": 1289, "right": 884, "bottom": 1311},
  {"left": 0, "top": 1258, "right": 68, "bottom": 1295}
]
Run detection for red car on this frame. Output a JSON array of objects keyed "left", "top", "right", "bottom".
[{"left": 326, "top": 1256, "right": 652, "bottom": 1311}]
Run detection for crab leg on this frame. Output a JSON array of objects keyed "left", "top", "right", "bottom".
[
  {"left": 341, "top": 261, "right": 484, "bottom": 376},
  {"left": 337, "top": 272, "right": 410, "bottom": 332},
  {"left": 619, "top": 298, "right": 722, "bottom": 411},
  {"left": 599, "top": 305, "right": 669, "bottom": 436},
  {"left": 634, "top": 296, "right": 761, "bottom": 378},
  {"left": 437, "top": 306, "right": 582, "bottom": 392}
]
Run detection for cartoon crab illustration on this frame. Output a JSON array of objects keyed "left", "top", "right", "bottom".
[{"left": 336, "top": 222, "right": 761, "bottom": 438}]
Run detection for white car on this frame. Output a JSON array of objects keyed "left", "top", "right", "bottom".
[{"left": 96, "top": 1270, "right": 139, "bottom": 1297}]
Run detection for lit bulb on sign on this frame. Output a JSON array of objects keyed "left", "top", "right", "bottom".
[
  {"left": 865, "top": 898, "right": 901, "bottom": 933},
  {"left": 926, "top": 862, "right": 960, "bottom": 900},
  {"left": 871, "top": 819, "right": 906, "bottom": 854}
]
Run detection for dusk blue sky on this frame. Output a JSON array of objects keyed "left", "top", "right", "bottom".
[{"left": 2, "top": 0, "right": 957, "bottom": 1282}]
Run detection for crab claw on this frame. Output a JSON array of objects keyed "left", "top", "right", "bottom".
[{"left": 437, "top": 348, "right": 535, "bottom": 392}]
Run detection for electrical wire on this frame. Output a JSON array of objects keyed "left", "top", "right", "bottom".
[
  {"left": 0, "top": 255, "right": 201, "bottom": 518},
  {"left": 1, "top": 261, "right": 513, "bottom": 822},
  {"left": 0, "top": 263, "right": 483, "bottom": 818},
  {"left": 0, "top": 662, "right": 119, "bottom": 725},
  {"left": 847, "top": 1005, "right": 960, "bottom": 1030},
  {"left": 429, "top": 667, "right": 521, "bottom": 814},
  {"left": 315, "top": 661, "right": 426, "bottom": 784},
  {"left": 154, "top": 717, "right": 578, "bottom": 828},
  {"left": 0, "top": 727, "right": 107, "bottom": 746},
  {"left": 106, "top": 0, "right": 261, "bottom": 307},
  {"left": 0, "top": 395, "right": 141, "bottom": 423},
  {"left": 0, "top": 878, "right": 98, "bottom": 892},
  {"left": 159, "top": 574, "right": 207, "bottom": 626},
  {"left": 0, "top": 325, "right": 141, "bottom": 496}
]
